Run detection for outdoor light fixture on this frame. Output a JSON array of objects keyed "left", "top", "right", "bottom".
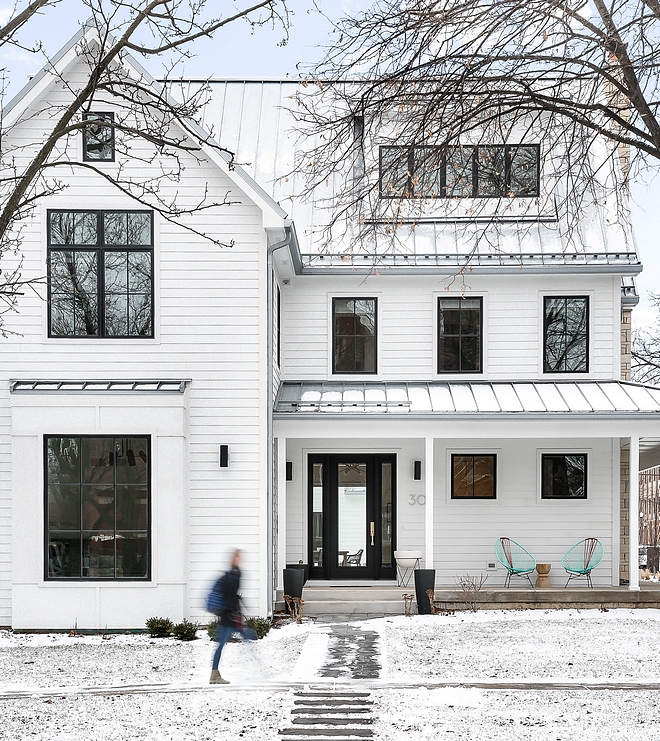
[
  {"left": 413, "top": 460, "right": 422, "bottom": 480},
  {"left": 286, "top": 461, "right": 293, "bottom": 481},
  {"left": 220, "top": 445, "right": 229, "bottom": 468}
]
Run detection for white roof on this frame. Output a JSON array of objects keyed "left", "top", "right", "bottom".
[
  {"left": 10, "top": 380, "right": 188, "bottom": 393},
  {"left": 274, "top": 380, "right": 660, "bottom": 417},
  {"left": 175, "top": 79, "right": 640, "bottom": 272}
]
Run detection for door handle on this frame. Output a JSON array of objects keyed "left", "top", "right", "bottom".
[{"left": 370, "top": 521, "right": 375, "bottom": 546}]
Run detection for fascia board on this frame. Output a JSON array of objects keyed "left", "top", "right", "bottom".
[
  {"left": 2, "top": 25, "right": 87, "bottom": 128},
  {"left": 3, "top": 23, "right": 288, "bottom": 229}
]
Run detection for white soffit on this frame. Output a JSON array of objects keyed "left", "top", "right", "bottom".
[{"left": 274, "top": 380, "right": 660, "bottom": 417}]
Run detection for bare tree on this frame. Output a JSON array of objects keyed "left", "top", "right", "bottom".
[
  {"left": 0, "top": 0, "right": 288, "bottom": 325},
  {"left": 633, "top": 294, "right": 660, "bottom": 384},
  {"left": 293, "top": 0, "right": 654, "bottom": 252}
]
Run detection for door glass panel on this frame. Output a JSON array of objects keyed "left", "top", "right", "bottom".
[
  {"left": 312, "top": 463, "right": 323, "bottom": 566},
  {"left": 381, "top": 462, "right": 393, "bottom": 567},
  {"left": 337, "top": 463, "right": 366, "bottom": 567}
]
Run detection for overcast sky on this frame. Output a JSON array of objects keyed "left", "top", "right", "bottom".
[{"left": 2, "top": 0, "right": 658, "bottom": 331}]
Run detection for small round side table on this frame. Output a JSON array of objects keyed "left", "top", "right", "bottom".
[{"left": 535, "top": 563, "right": 551, "bottom": 588}]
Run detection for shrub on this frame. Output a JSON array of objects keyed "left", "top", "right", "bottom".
[
  {"left": 171, "top": 619, "right": 199, "bottom": 641},
  {"left": 145, "top": 617, "right": 174, "bottom": 638},
  {"left": 246, "top": 616, "right": 271, "bottom": 639},
  {"left": 206, "top": 618, "right": 219, "bottom": 639}
]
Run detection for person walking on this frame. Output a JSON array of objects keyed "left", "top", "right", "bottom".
[{"left": 210, "top": 549, "right": 255, "bottom": 685}]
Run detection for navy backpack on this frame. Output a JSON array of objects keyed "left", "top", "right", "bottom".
[{"left": 206, "top": 574, "right": 228, "bottom": 616}]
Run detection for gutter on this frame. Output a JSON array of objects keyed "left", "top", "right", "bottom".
[{"left": 266, "top": 224, "right": 293, "bottom": 617}]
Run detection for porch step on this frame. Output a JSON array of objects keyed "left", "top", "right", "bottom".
[{"left": 295, "top": 584, "right": 407, "bottom": 618}]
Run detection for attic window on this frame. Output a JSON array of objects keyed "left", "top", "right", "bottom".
[
  {"left": 379, "top": 144, "right": 539, "bottom": 199},
  {"left": 83, "top": 112, "right": 114, "bottom": 162}
]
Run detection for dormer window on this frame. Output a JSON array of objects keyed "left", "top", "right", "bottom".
[
  {"left": 379, "top": 144, "right": 539, "bottom": 199},
  {"left": 83, "top": 112, "right": 114, "bottom": 162}
]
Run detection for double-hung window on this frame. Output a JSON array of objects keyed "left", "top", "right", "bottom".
[
  {"left": 48, "top": 210, "right": 153, "bottom": 338},
  {"left": 332, "top": 298, "right": 377, "bottom": 374},
  {"left": 543, "top": 296, "right": 588, "bottom": 372},
  {"left": 379, "top": 144, "right": 539, "bottom": 199},
  {"left": 83, "top": 112, "right": 114, "bottom": 162},
  {"left": 45, "top": 436, "right": 150, "bottom": 579},
  {"left": 438, "top": 297, "right": 482, "bottom": 373}
]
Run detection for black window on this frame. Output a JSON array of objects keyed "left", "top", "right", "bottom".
[
  {"left": 333, "top": 298, "right": 377, "bottom": 374},
  {"left": 451, "top": 454, "right": 497, "bottom": 499},
  {"left": 542, "top": 454, "right": 587, "bottom": 499},
  {"left": 379, "top": 144, "right": 539, "bottom": 199},
  {"left": 45, "top": 436, "right": 150, "bottom": 580},
  {"left": 543, "top": 296, "right": 588, "bottom": 372},
  {"left": 438, "top": 297, "right": 482, "bottom": 372},
  {"left": 83, "top": 113, "right": 114, "bottom": 162},
  {"left": 48, "top": 210, "right": 153, "bottom": 338}
]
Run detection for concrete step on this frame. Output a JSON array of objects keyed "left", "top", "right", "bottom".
[{"left": 304, "top": 600, "right": 405, "bottom": 616}]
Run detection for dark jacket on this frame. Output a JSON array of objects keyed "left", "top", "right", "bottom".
[{"left": 220, "top": 566, "right": 241, "bottom": 627}]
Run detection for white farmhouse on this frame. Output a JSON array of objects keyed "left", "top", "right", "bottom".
[{"left": 1, "top": 28, "right": 659, "bottom": 629}]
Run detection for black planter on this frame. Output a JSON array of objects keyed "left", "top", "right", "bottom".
[
  {"left": 414, "top": 569, "right": 436, "bottom": 615},
  {"left": 283, "top": 567, "right": 305, "bottom": 599},
  {"left": 285, "top": 563, "right": 309, "bottom": 585}
]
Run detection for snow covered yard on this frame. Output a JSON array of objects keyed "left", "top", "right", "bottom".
[{"left": 2, "top": 610, "right": 660, "bottom": 740}]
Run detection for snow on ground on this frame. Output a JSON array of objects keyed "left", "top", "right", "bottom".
[{"left": 2, "top": 610, "right": 660, "bottom": 740}]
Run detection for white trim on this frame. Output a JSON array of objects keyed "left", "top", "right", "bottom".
[
  {"left": 538, "top": 290, "right": 594, "bottom": 379},
  {"left": 327, "top": 293, "right": 382, "bottom": 380},
  {"left": 629, "top": 435, "right": 640, "bottom": 591},
  {"left": 433, "top": 290, "right": 488, "bottom": 379},
  {"left": 425, "top": 437, "right": 434, "bottom": 569},
  {"left": 445, "top": 448, "right": 501, "bottom": 504}
]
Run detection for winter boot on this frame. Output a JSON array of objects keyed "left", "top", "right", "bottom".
[{"left": 210, "top": 669, "right": 229, "bottom": 685}]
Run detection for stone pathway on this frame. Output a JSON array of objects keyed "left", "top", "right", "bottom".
[
  {"left": 317, "top": 625, "right": 381, "bottom": 680},
  {"left": 279, "top": 691, "right": 374, "bottom": 740},
  {"left": 277, "top": 626, "right": 380, "bottom": 740}
]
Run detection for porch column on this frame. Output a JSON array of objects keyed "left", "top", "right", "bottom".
[
  {"left": 629, "top": 435, "right": 640, "bottom": 591},
  {"left": 425, "top": 436, "right": 434, "bottom": 569},
  {"left": 277, "top": 437, "right": 287, "bottom": 591}
]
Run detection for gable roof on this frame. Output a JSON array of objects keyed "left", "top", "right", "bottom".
[{"left": 2, "top": 22, "right": 288, "bottom": 229}]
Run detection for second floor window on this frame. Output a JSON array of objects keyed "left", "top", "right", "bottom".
[
  {"left": 48, "top": 210, "right": 153, "bottom": 338},
  {"left": 379, "top": 144, "right": 539, "bottom": 199},
  {"left": 83, "top": 113, "right": 114, "bottom": 162},
  {"left": 333, "top": 298, "right": 377, "bottom": 373},
  {"left": 438, "top": 297, "right": 482, "bottom": 373},
  {"left": 543, "top": 296, "right": 588, "bottom": 373}
]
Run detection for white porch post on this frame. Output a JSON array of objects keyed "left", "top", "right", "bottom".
[
  {"left": 629, "top": 435, "right": 640, "bottom": 591},
  {"left": 277, "top": 437, "right": 287, "bottom": 591},
  {"left": 425, "top": 436, "right": 434, "bottom": 569}
]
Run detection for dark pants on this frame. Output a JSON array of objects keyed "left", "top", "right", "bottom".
[{"left": 212, "top": 623, "right": 256, "bottom": 670}]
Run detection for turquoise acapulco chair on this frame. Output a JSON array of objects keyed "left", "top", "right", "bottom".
[
  {"left": 495, "top": 537, "right": 537, "bottom": 588},
  {"left": 562, "top": 538, "right": 603, "bottom": 588}
]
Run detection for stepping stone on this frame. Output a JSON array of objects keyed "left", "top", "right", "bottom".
[
  {"left": 293, "top": 718, "right": 372, "bottom": 725},
  {"left": 279, "top": 730, "right": 373, "bottom": 737},
  {"left": 292, "top": 708, "right": 371, "bottom": 715},
  {"left": 294, "top": 701, "right": 373, "bottom": 707}
]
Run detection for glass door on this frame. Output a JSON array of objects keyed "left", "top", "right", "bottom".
[{"left": 308, "top": 454, "right": 396, "bottom": 580}]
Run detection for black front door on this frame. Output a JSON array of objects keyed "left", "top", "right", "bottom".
[{"left": 308, "top": 454, "right": 396, "bottom": 580}]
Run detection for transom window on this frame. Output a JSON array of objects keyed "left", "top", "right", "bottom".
[
  {"left": 332, "top": 298, "right": 377, "bottom": 374},
  {"left": 451, "top": 454, "right": 497, "bottom": 499},
  {"left": 48, "top": 210, "right": 153, "bottom": 338},
  {"left": 542, "top": 454, "right": 587, "bottom": 499},
  {"left": 83, "top": 112, "right": 114, "bottom": 162},
  {"left": 438, "top": 297, "right": 482, "bottom": 373},
  {"left": 543, "top": 296, "right": 589, "bottom": 373},
  {"left": 380, "top": 144, "right": 539, "bottom": 198},
  {"left": 45, "top": 436, "right": 150, "bottom": 580}
]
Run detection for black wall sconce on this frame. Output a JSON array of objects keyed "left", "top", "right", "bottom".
[
  {"left": 413, "top": 460, "right": 422, "bottom": 480},
  {"left": 286, "top": 461, "right": 293, "bottom": 481},
  {"left": 220, "top": 445, "right": 229, "bottom": 468}
]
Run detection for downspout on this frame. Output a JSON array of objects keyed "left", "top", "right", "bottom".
[{"left": 266, "top": 225, "right": 292, "bottom": 617}]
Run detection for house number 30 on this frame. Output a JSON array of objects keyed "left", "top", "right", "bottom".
[{"left": 409, "top": 494, "right": 426, "bottom": 506}]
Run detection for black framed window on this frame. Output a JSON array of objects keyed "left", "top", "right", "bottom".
[
  {"left": 542, "top": 454, "right": 587, "bottom": 499},
  {"left": 45, "top": 436, "right": 150, "bottom": 580},
  {"left": 451, "top": 454, "right": 497, "bottom": 499},
  {"left": 543, "top": 296, "right": 589, "bottom": 372},
  {"left": 438, "top": 297, "right": 482, "bottom": 372},
  {"left": 83, "top": 113, "right": 115, "bottom": 162},
  {"left": 332, "top": 298, "right": 377, "bottom": 374},
  {"left": 379, "top": 144, "right": 540, "bottom": 198},
  {"left": 48, "top": 210, "right": 153, "bottom": 338}
]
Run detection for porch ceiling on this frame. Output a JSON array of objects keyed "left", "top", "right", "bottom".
[{"left": 274, "top": 380, "right": 660, "bottom": 419}]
